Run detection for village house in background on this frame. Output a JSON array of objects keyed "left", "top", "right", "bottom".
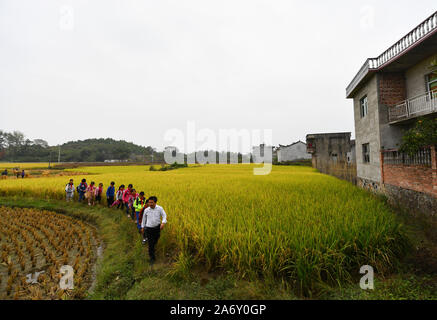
[
  {"left": 164, "top": 146, "right": 178, "bottom": 158},
  {"left": 306, "top": 132, "right": 357, "bottom": 184},
  {"left": 346, "top": 11, "right": 437, "bottom": 214},
  {"left": 252, "top": 144, "right": 275, "bottom": 164},
  {"left": 104, "top": 159, "right": 129, "bottom": 163},
  {"left": 276, "top": 141, "right": 312, "bottom": 163},
  {"left": 347, "top": 140, "right": 356, "bottom": 164}
]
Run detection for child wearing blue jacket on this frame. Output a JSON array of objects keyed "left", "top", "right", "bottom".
[
  {"left": 106, "top": 181, "right": 115, "bottom": 207},
  {"left": 77, "top": 179, "right": 88, "bottom": 203}
]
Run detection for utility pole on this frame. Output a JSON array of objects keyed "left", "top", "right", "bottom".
[
  {"left": 151, "top": 150, "right": 154, "bottom": 164},
  {"left": 58, "top": 145, "right": 61, "bottom": 163}
]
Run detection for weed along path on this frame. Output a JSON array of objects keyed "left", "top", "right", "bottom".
[{"left": 0, "top": 206, "right": 101, "bottom": 299}]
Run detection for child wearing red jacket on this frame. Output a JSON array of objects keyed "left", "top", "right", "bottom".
[
  {"left": 95, "top": 183, "right": 103, "bottom": 204},
  {"left": 122, "top": 184, "right": 133, "bottom": 217}
]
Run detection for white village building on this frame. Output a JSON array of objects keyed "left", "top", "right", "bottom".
[{"left": 277, "top": 141, "right": 311, "bottom": 163}]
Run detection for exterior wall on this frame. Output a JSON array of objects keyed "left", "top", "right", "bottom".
[
  {"left": 357, "top": 177, "right": 382, "bottom": 192},
  {"left": 164, "top": 146, "right": 178, "bottom": 156},
  {"left": 277, "top": 142, "right": 311, "bottom": 162},
  {"left": 376, "top": 56, "right": 435, "bottom": 151},
  {"left": 307, "top": 133, "right": 351, "bottom": 168},
  {"left": 347, "top": 144, "right": 356, "bottom": 164},
  {"left": 252, "top": 145, "right": 274, "bottom": 163},
  {"left": 405, "top": 55, "right": 436, "bottom": 99},
  {"left": 384, "top": 184, "right": 436, "bottom": 216},
  {"left": 377, "top": 72, "right": 408, "bottom": 150},
  {"left": 312, "top": 156, "right": 317, "bottom": 168},
  {"left": 378, "top": 72, "right": 407, "bottom": 106},
  {"left": 306, "top": 133, "right": 356, "bottom": 184},
  {"left": 353, "top": 75, "right": 382, "bottom": 184},
  {"left": 383, "top": 164, "right": 434, "bottom": 195},
  {"left": 252, "top": 147, "right": 262, "bottom": 163},
  {"left": 380, "top": 146, "right": 437, "bottom": 216}
]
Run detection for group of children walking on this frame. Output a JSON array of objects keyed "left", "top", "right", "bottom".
[
  {"left": 65, "top": 178, "right": 103, "bottom": 205},
  {"left": 65, "top": 178, "right": 167, "bottom": 264}
]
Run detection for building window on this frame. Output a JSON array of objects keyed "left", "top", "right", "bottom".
[
  {"left": 331, "top": 153, "right": 338, "bottom": 163},
  {"left": 360, "top": 96, "right": 368, "bottom": 118},
  {"left": 362, "top": 143, "right": 370, "bottom": 163},
  {"left": 427, "top": 72, "right": 437, "bottom": 93}
]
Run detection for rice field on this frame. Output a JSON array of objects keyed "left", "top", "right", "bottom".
[
  {"left": 0, "top": 163, "right": 49, "bottom": 170},
  {"left": 0, "top": 164, "right": 408, "bottom": 292},
  {"left": 0, "top": 207, "right": 99, "bottom": 299}
]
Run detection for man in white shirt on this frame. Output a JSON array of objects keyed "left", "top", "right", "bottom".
[{"left": 141, "top": 196, "right": 167, "bottom": 264}]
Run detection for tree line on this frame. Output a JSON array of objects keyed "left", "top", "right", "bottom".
[
  {"left": 0, "top": 130, "right": 163, "bottom": 163},
  {"left": 0, "top": 130, "right": 254, "bottom": 164}
]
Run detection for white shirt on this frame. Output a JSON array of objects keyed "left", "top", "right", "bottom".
[
  {"left": 141, "top": 205, "right": 167, "bottom": 228},
  {"left": 65, "top": 184, "right": 75, "bottom": 193}
]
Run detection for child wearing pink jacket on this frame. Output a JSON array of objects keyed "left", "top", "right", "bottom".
[
  {"left": 86, "top": 182, "right": 96, "bottom": 206},
  {"left": 94, "top": 183, "right": 103, "bottom": 204},
  {"left": 111, "top": 185, "right": 125, "bottom": 209}
]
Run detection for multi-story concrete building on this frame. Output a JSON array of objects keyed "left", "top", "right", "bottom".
[
  {"left": 306, "top": 132, "right": 357, "bottom": 184},
  {"left": 346, "top": 11, "right": 437, "bottom": 214},
  {"left": 306, "top": 132, "right": 354, "bottom": 168},
  {"left": 277, "top": 141, "right": 311, "bottom": 163}
]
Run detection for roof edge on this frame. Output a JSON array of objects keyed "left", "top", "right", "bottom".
[{"left": 346, "top": 11, "right": 437, "bottom": 98}]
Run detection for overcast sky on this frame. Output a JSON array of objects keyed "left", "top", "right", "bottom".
[{"left": 1, "top": 1, "right": 436, "bottom": 152}]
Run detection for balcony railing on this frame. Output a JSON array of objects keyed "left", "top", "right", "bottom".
[
  {"left": 346, "top": 11, "right": 437, "bottom": 97},
  {"left": 389, "top": 91, "right": 437, "bottom": 123}
]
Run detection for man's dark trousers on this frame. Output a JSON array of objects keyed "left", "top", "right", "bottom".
[
  {"left": 145, "top": 225, "right": 161, "bottom": 262},
  {"left": 107, "top": 196, "right": 114, "bottom": 207}
]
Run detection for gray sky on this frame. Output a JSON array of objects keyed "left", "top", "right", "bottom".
[{"left": 1, "top": 0, "right": 436, "bottom": 152}]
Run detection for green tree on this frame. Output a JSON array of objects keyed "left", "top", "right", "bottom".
[
  {"left": 399, "top": 117, "right": 437, "bottom": 155},
  {"left": 33, "top": 139, "right": 49, "bottom": 148}
]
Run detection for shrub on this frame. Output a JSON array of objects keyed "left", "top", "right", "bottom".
[{"left": 399, "top": 117, "right": 437, "bottom": 155}]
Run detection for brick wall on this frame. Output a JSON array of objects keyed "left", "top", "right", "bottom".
[
  {"left": 378, "top": 72, "right": 406, "bottom": 106},
  {"left": 382, "top": 146, "right": 437, "bottom": 198},
  {"left": 383, "top": 164, "right": 434, "bottom": 195}
]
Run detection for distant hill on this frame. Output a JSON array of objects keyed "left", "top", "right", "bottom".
[
  {"left": 58, "top": 138, "right": 159, "bottom": 162},
  {"left": 0, "top": 130, "right": 163, "bottom": 163}
]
